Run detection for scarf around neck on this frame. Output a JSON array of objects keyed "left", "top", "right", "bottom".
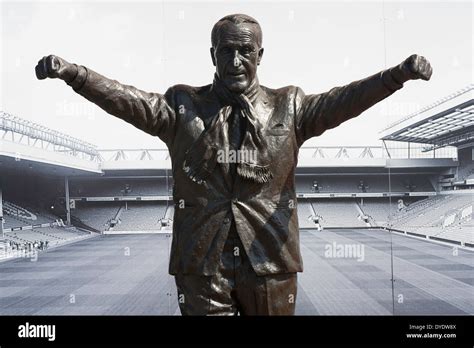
[{"left": 182, "top": 74, "right": 273, "bottom": 185}]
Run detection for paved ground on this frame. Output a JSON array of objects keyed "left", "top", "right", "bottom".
[{"left": 0, "top": 229, "right": 472, "bottom": 315}]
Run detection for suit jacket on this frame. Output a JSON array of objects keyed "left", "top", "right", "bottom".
[{"left": 69, "top": 66, "right": 403, "bottom": 276}]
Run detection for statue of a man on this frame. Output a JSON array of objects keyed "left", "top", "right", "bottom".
[{"left": 35, "top": 14, "right": 432, "bottom": 315}]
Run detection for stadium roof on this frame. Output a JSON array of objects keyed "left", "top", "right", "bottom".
[
  {"left": 0, "top": 111, "right": 99, "bottom": 157},
  {"left": 379, "top": 85, "right": 474, "bottom": 149},
  {"left": 1, "top": 111, "right": 102, "bottom": 176}
]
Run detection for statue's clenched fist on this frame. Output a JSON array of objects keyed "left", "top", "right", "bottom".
[
  {"left": 35, "top": 55, "right": 78, "bottom": 82},
  {"left": 392, "top": 54, "right": 433, "bottom": 83},
  {"left": 403, "top": 54, "right": 433, "bottom": 81}
]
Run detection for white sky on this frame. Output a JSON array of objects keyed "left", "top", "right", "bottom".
[{"left": 1, "top": 0, "right": 472, "bottom": 149}]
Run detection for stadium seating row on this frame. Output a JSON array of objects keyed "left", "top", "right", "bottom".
[
  {"left": 69, "top": 178, "right": 172, "bottom": 197},
  {"left": 113, "top": 203, "right": 168, "bottom": 231},
  {"left": 2, "top": 200, "right": 60, "bottom": 229},
  {"left": 72, "top": 201, "right": 171, "bottom": 232},
  {"left": 295, "top": 175, "right": 435, "bottom": 193}
]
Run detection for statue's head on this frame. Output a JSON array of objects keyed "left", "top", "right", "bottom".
[{"left": 211, "top": 14, "right": 264, "bottom": 93}]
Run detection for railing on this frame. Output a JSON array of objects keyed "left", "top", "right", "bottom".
[
  {"left": 97, "top": 149, "right": 169, "bottom": 162},
  {"left": 1, "top": 111, "right": 458, "bottom": 163},
  {"left": 381, "top": 142, "right": 457, "bottom": 159},
  {"left": 97, "top": 144, "right": 458, "bottom": 162}
]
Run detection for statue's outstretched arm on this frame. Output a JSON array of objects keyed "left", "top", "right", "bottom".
[
  {"left": 295, "top": 54, "right": 432, "bottom": 144},
  {"left": 35, "top": 55, "right": 176, "bottom": 145}
]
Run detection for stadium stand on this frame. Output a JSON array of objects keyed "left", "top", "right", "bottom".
[
  {"left": 71, "top": 202, "right": 122, "bottom": 232},
  {"left": 2, "top": 200, "right": 60, "bottom": 229},
  {"left": 358, "top": 198, "right": 393, "bottom": 226},
  {"left": 358, "top": 197, "right": 422, "bottom": 226},
  {"left": 388, "top": 195, "right": 449, "bottom": 225},
  {"left": 69, "top": 200, "right": 174, "bottom": 232},
  {"left": 1, "top": 195, "right": 95, "bottom": 261},
  {"left": 114, "top": 202, "right": 168, "bottom": 231},
  {"left": 388, "top": 194, "right": 473, "bottom": 244},
  {"left": 311, "top": 199, "right": 367, "bottom": 227},
  {"left": 391, "top": 194, "right": 472, "bottom": 227}
]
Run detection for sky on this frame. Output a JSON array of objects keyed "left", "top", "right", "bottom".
[{"left": 1, "top": 0, "right": 472, "bottom": 150}]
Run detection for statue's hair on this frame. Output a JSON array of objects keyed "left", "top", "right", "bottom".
[{"left": 211, "top": 14, "right": 262, "bottom": 48}]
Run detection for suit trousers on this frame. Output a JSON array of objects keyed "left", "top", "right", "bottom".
[{"left": 175, "top": 222, "right": 297, "bottom": 315}]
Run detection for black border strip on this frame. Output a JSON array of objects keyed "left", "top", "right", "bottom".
[{"left": 0, "top": 315, "right": 471, "bottom": 346}]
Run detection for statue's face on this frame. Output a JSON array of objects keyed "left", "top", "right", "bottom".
[{"left": 211, "top": 22, "right": 264, "bottom": 93}]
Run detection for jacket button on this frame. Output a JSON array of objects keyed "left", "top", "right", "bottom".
[{"left": 223, "top": 218, "right": 230, "bottom": 224}]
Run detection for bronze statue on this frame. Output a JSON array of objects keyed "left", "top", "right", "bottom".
[{"left": 35, "top": 14, "right": 432, "bottom": 315}]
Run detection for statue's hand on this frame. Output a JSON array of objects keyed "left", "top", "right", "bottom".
[
  {"left": 35, "top": 55, "right": 78, "bottom": 82},
  {"left": 393, "top": 54, "right": 433, "bottom": 83},
  {"left": 403, "top": 54, "right": 433, "bottom": 81}
]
